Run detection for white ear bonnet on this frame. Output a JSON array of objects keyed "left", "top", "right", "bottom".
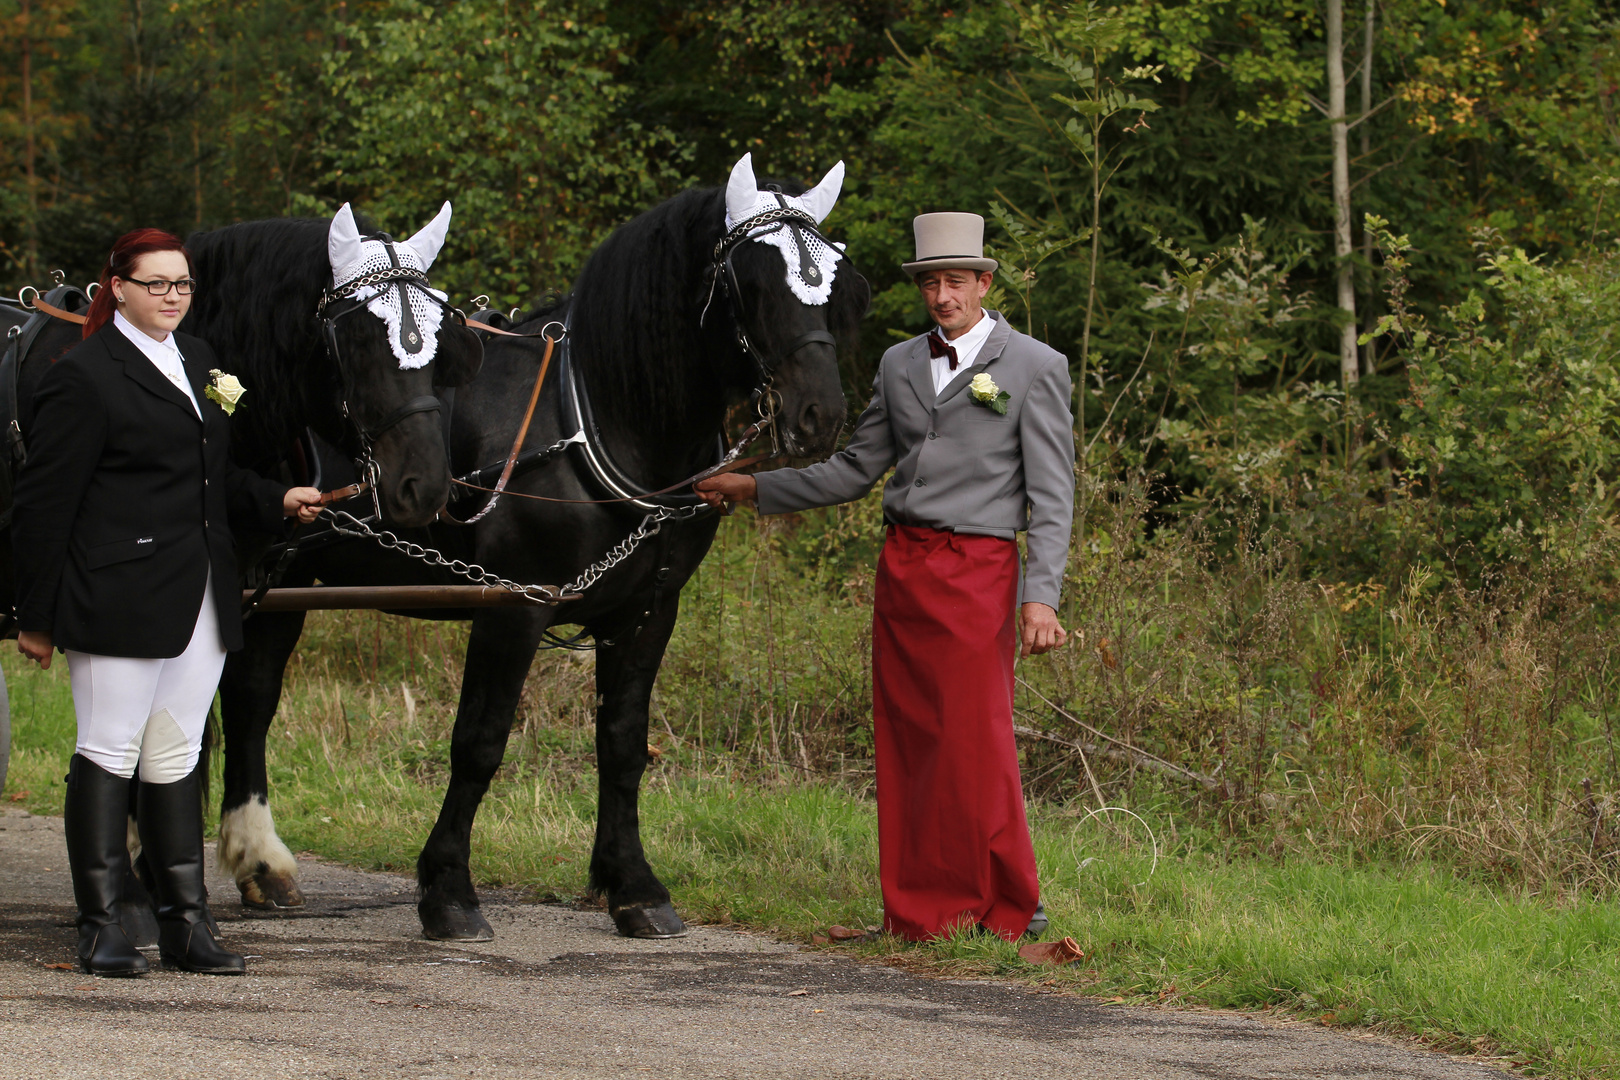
[
  {"left": 723, "top": 154, "right": 846, "bottom": 306},
  {"left": 327, "top": 201, "right": 453, "bottom": 370}
]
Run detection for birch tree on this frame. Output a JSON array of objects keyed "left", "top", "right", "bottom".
[{"left": 1326, "top": 0, "right": 1359, "bottom": 388}]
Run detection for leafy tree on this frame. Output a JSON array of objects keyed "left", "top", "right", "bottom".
[
  {"left": 307, "top": 0, "right": 688, "bottom": 304},
  {"left": 1370, "top": 218, "right": 1620, "bottom": 570},
  {"left": 0, "top": 0, "right": 79, "bottom": 280}
]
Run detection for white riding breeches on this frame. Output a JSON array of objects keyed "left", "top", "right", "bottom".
[{"left": 66, "top": 576, "right": 227, "bottom": 783}]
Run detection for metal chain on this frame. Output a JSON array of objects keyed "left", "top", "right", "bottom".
[
  {"left": 317, "top": 266, "right": 432, "bottom": 314},
  {"left": 322, "top": 509, "right": 568, "bottom": 603},
  {"left": 560, "top": 509, "right": 675, "bottom": 596},
  {"left": 320, "top": 504, "right": 697, "bottom": 603},
  {"left": 711, "top": 206, "right": 821, "bottom": 261}
]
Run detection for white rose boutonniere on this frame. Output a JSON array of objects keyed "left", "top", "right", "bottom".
[
  {"left": 968, "top": 372, "right": 1011, "bottom": 415},
  {"left": 205, "top": 369, "right": 246, "bottom": 416}
]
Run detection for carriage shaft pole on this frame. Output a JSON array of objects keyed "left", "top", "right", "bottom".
[{"left": 241, "top": 586, "right": 571, "bottom": 611}]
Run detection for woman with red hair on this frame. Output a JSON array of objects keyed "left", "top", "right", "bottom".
[{"left": 11, "top": 228, "right": 322, "bottom": 976}]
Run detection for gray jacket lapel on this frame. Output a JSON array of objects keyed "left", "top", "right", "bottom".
[
  {"left": 935, "top": 313, "right": 1012, "bottom": 406},
  {"left": 903, "top": 335, "right": 935, "bottom": 410}
]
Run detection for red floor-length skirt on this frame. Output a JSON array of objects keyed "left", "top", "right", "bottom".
[{"left": 872, "top": 525, "right": 1040, "bottom": 941}]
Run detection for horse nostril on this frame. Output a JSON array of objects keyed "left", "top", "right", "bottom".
[{"left": 800, "top": 402, "right": 822, "bottom": 437}]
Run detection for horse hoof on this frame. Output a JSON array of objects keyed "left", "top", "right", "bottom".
[
  {"left": 420, "top": 902, "right": 493, "bottom": 941},
  {"left": 240, "top": 874, "right": 305, "bottom": 910},
  {"left": 613, "top": 903, "right": 687, "bottom": 939}
]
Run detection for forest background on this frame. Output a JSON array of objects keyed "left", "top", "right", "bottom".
[{"left": 7, "top": 1, "right": 1620, "bottom": 1069}]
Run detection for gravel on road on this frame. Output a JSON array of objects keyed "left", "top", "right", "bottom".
[{"left": 0, "top": 809, "right": 1509, "bottom": 1080}]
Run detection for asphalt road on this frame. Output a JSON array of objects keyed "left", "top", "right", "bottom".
[{"left": 0, "top": 808, "right": 1509, "bottom": 1080}]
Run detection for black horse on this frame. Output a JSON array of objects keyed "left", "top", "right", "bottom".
[{"left": 216, "top": 158, "right": 868, "bottom": 938}]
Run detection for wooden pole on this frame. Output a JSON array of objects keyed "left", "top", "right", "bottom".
[{"left": 242, "top": 586, "right": 577, "bottom": 611}]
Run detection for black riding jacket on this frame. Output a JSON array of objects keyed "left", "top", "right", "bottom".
[{"left": 11, "top": 322, "right": 288, "bottom": 656}]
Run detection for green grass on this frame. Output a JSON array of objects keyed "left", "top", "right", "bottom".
[{"left": 4, "top": 647, "right": 1619, "bottom": 1077}]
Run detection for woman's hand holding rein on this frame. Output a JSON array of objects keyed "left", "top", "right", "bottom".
[{"left": 283, "top": 486, "right": 323, "bottom": 524}]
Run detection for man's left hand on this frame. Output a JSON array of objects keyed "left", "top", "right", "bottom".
[{"left": 1018, "top": 602, "right": 1068, "bottom": 658}]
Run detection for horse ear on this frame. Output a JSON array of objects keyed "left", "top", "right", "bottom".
[
  {"left": 328, "top": 203, "right": 364, "bottom": 279},
  {"left": 402, "top": 201, "right": 452, "bottom": 270},
  {"left": 725, "top": 153, "right": 759, "bottom": 225},
  {"left": 799, "top": 160, "right": 845, "bottom": 224}
]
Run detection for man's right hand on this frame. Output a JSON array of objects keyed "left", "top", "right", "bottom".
[
  {"left": 17, "top": 630, "right": 53, "bottom": 670},
  {"left": 694, "top": 473, "right": 758, "bottom": 509}
]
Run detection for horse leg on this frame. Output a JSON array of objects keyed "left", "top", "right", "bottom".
[
  {"left": 592, "top": 600, "right": 686, "bottom": 939},
  {"left": 416, "top": 606, "right": 547, "bottom": 941},
  {"left": 216, "top": 606, "right": 310, "bottom": 910}
]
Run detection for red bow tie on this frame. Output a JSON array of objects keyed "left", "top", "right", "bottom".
[{"left": 927, "top": 331, "right": 959, "bottom": 370}]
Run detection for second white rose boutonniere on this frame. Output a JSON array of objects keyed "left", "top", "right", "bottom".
[
  {"left": 206, "top": 369, "right": 246, "bottom": 416},
  {"left": 968, "top": 372, "right": 1011, "bottom": 415}
]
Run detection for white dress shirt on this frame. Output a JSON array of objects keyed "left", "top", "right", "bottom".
[
  {"left": 114, "top": 310, "right": 201, "bottom": 418},
  {"left": 930, "top": 310, "right": 997, "bottom": 396}
]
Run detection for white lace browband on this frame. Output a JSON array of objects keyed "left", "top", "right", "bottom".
[
  {"left": 335, "top": 240, "right": 447, "bottom": 370},
  {"left": 723, "top": 154, "right": 847, "bottom": 307}
]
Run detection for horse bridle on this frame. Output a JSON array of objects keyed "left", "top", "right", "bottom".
[
  {"left": 702, "top": 203, "right": 838, "bottom": 409},
  {"left": 315, "top": 234, "right": 457, "bottom": 509}
]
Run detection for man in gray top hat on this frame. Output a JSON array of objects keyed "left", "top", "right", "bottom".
[{"left": 697, "top": 212, "right": 1075, "bottom": 942}]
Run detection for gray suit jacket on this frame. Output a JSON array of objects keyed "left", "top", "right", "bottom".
[{"left": 755, "top": 312, "right": 1075, "bottom": 609}]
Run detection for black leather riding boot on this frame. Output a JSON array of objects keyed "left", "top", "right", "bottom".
[
  {"left": 62, "top": 755, "right": 149, "bottom": 976},
  {"left": 136, "top": 768, "right": 245, "bottom": 975}
]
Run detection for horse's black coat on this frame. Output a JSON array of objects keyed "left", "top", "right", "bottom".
[{"left": 217, "top": 183, "right": 869, "bottom": 938}]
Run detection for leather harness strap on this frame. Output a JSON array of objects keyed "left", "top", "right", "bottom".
[
  {"left": 438, "top": 326, "right": 560, "bottom": 525},
  {"left": 28, "top": 296, "right": 87, "bottom": 325},
  {"left": 462, "top": 319, "right": 546, "bottom": 339}
]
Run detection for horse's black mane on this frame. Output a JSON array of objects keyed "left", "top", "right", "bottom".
[
  {"left": 519, "top": 184, "right": 866, "bottom": 452},
  {"left": 183, "top": 217, "right": 342, "bottom": 471}
]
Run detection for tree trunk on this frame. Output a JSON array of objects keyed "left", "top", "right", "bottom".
[
  {"left": 1361, "top": 0, "right": 1377, "bottom": 378},
  {"left": 1327, "top": 0, "right": 1359, "bottom": 388}
]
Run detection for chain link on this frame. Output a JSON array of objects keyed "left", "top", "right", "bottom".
[
  {"left": 320, "top": 504, "right": 697, "bottom": 603},
  {"left": 317, "top": 266, "right": 432, "bottom": 314},
  {"left": 560, "top": 510, "right": 670, "bottom": 596},
  {"left": 712, "top": 206, "right": 821, "bottom": 261},
  {"left": 322, "top": 509, "right": 566, "bottom": 602}
]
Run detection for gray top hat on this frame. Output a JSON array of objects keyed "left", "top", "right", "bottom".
[{"left": 902, "top": 212, "right": 999, "bottom": 276}]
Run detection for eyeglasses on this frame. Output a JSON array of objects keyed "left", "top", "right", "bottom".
[{"left": 123, "top": 276, "right": 198, "bottom": 296}]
